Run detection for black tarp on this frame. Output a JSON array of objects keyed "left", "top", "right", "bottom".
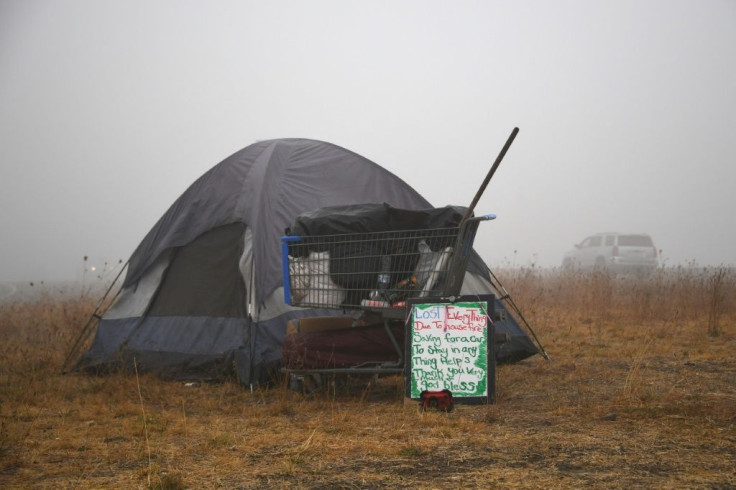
[
  {"left": 287, "top": 203, "right": 468, "bottom": 236},
  {"left": 286, "top": 202, "right": 487, "bottom": 277}
]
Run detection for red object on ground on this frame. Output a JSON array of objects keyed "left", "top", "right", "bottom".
[{"left": 420, "top": 390, "right": 454, "bottom": 412}]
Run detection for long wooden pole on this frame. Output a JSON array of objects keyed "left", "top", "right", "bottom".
[{"left": 461, "top": 127, "right": 519, "bottom": 222}]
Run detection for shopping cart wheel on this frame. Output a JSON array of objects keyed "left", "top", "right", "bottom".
[{"left": 288, "top": 373, "right": 322, "bottom": 395}]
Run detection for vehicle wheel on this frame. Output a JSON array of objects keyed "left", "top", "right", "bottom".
[
  {"left": 562, "top": 258, "right": 573, "bottom": 270},
  {"left": 594, "top": 257, "right": 607, "bottom": 270}
]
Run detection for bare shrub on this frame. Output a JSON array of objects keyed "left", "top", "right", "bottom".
[
  {"left": 495, "top": 266, "right": 735, "bottom": 329},
  {"left": 707, "top": 267, "right": 731, "bottom": 337}
]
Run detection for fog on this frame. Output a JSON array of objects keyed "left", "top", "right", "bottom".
[{"left": 1, "top": 0, "right": 734, "bottom": 283}]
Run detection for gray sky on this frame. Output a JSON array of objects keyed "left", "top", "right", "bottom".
[{"left": 1, "top": 0, "right": 735, "bottom": 283}]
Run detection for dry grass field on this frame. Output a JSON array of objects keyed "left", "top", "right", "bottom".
[{"left": 1, "top": 267, "right": 734, "bottom": 489}]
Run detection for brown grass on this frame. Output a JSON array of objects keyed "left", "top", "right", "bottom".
[{"left": 1, "top": 268, "right": 734, "bottom": 488}]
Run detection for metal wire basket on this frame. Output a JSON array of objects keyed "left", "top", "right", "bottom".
[{"left": 281, "top": 215, "right": 494, "bottom": 311}]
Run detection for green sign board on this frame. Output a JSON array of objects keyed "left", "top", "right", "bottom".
[{"left": 405, "top": 295, "right": 495, "bottom": 404}]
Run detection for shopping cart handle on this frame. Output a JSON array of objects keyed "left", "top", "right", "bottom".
[{"left": 468, "top": 213, "right": 496, "bottom": 222}]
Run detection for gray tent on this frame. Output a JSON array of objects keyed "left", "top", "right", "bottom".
[{"left": 78, "top": 138, "right": 538, "bottom": 384}]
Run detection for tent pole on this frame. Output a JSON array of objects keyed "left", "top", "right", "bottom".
[
  {"left": 486, "top": 266, "right": 550, "bottom": 361},
  {"left": 461, "top": 127, "right": 519, "bottom": 223},
  {"left": 61, "top": 260, "right": 129, "bottom": 373}
]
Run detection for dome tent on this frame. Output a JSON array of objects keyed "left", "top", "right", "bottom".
[{"left": 77, "top": 138, "right": 538, "bottom": 384}]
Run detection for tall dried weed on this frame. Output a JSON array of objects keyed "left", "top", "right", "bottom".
[{"left": 0, "top": 267, "right": 733, "bottom": 488}]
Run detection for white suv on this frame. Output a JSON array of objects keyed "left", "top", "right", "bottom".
[{"left": 562, "top": 233, "right": 659, "bottom": 273}]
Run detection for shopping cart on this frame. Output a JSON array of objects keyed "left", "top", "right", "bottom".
[
  {"left": 280, "top": 214, "right": 495, "bottom": 386},
  {"left": 282, "top": 214, "right": 495, "bottom": 310}
]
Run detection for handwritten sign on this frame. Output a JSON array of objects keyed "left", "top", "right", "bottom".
[{"left": 405, "top": 296, "right": 495, "bottom": 404}]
